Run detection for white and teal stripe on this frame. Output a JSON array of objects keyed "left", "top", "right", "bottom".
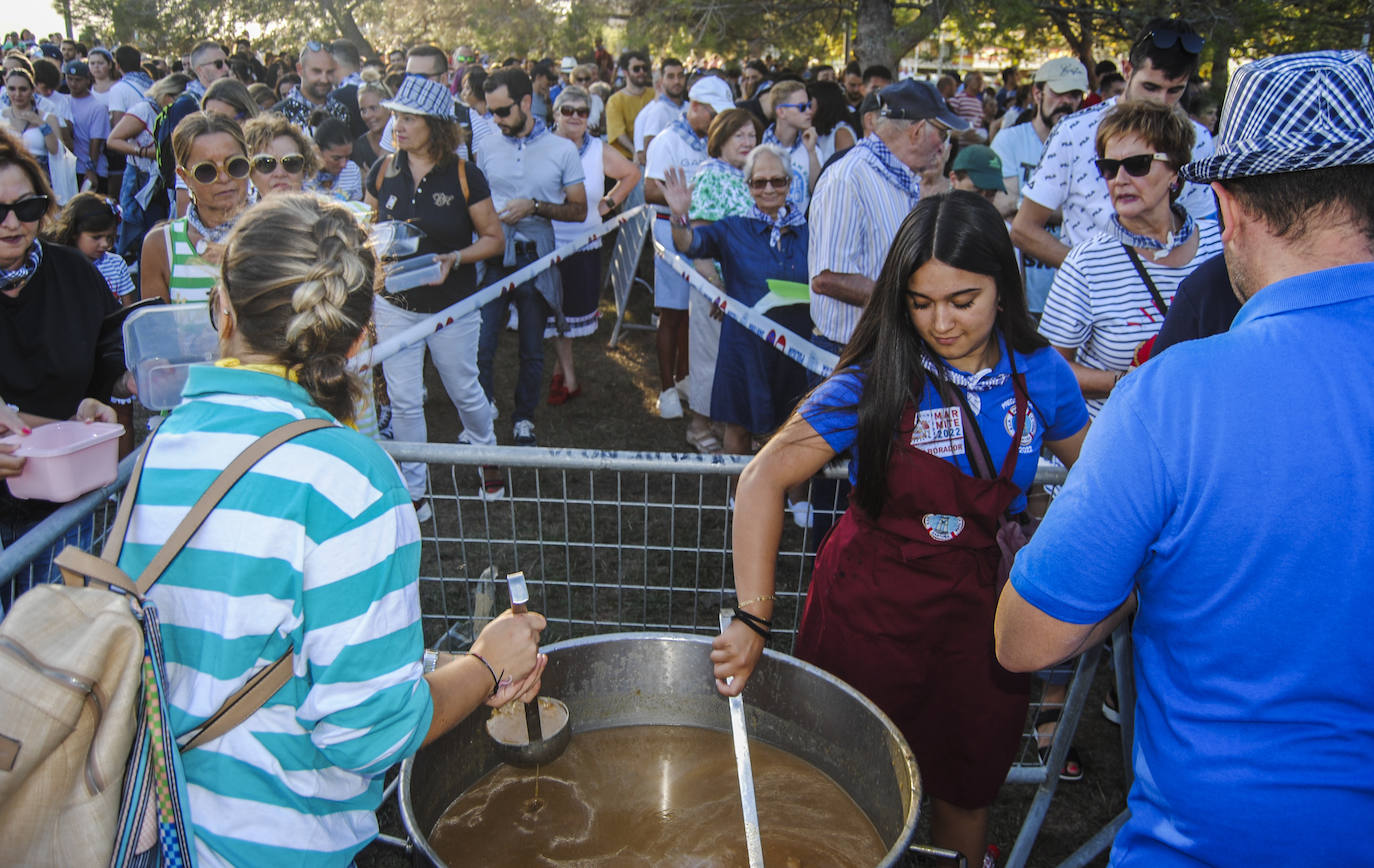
[{"left": 117, "top": 364, "right": 432, "bottom": 868}]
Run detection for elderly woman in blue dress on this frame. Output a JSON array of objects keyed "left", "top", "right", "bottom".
[{"left": 663, "top": 143, "right": 813, "bottom": 518}]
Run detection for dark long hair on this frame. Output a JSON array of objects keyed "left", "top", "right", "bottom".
[{"left": 833, "top": 190, "right": 1045, "bottom": 518}]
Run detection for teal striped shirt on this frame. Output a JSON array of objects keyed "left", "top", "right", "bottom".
[{"left": 117, "top": 365, "right": 433, "bottom": 868}]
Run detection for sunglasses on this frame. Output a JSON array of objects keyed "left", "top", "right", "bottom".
[
  {"left": 305, "top": 40, "right": 324, "bottom": 53},
  {"left": 455, "top": 55, "right": 476, "bottom": 64},
  {"left": 558, "top": 105, "right": 590, "bottom": 118},
  {"left": 0, "top": 194, "right": 49, "bottom": 223},
  {"left": 775, "top": 101, "right": 812, "bottom": 112},
  {"left": 628, "top": 65, "right": 647, "bottom": 73},
  {"left": 573, "top": 76, "right": 592, "bottom": 84},
  {"left": 252, "top": 153, "right": 306, "bottom": 174},
  {"left": 188, "top": 155, "right": 252, "bottom": 184},
  {"left": 200, "top": 58, "right": 226, "bottom": 70},
  {"left": 1138, "top": 27, "right": 1205, "bottom": 55},
  {"left": 1095, "top": 152, "right": 1170, "bottom": 180},
  {"left": 748, "top": 176, "right": 790, "bottom": 191},
  {"left": 490, "top": 103, "right": 517, "bottom": 117}
]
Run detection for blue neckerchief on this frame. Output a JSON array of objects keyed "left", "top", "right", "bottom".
[
  {"left": 577, "top": 131, "right": 593, "bottom": 157},
  {"left": 186, "top": 78, "right": 207, "bottom": 100},
  {"left": 856, "top": 136, "right": 920, "bottom": 204},
  {"left": 286, "top": 86, "right": 314, "bottom": 109},
  {"left": 0, "top": 239, "right": 42, "bottom": 291},
  {"left": 920, "top": 335, "right": 1012, "bottom": 393},
  {"left": 507, "top": 116, "right": 548, "bottom": 148},
  {"left": 749, "top": 203, "right": 805, "bottom": 250},
  {"left": 1109, "top": 205, "right": 1196, "bottom": 261},
  {"left": 671, "top": 116, "right": 707, "bottom": 156},
  {"left": 698, "top": 157, "right": 743, "bottom": 179},
  {"left": 762, "top": 123, "right": 802, "bottom": 154},
  {"left": 122, "top": 70, "right": 154, "bottom": 95},
  {"left": 339, "top": 71, "right": 364, "bottom": 89},
  {"left": 657, "top": 94, "right": 683, "bottom": 113}
]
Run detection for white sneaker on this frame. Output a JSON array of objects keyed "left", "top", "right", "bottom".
[
  {"left": 657, "top": 388, "right": 684, "bottom": 419},
  {"left": 412, "top": 499, "right": 433, "bottom": 523},
  {"left": 488, "top": 399, "right": 499, "bottom": 420},
  {"left": 512, "top": 419, "right": 537, "bottom": 446},
  {"left": 674, "top": 376, "right": 690, "bottom": 402},
  {"left": 507, "top": 306, "right": 519, "bottom": 332}
]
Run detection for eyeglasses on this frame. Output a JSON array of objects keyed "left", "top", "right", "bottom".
[
  {"left": 490, "top": 102, "right": 517, "bottom": 118},
  {"left": 573, "top": 76, "right": 592, "bottom": 84},
  {"left": 748, "top": 176, "right": 790, "bottom": 190},
  {"left": 923, "top": 118, "right": 952, "bottom": 143},
  {"left": 188, "top": 155, "right": 252, "bottom": 184},
  {"left": 0, "top": 194, "right": 49, "bottom": 223},
  {"left": 558, "top": 105, "right": 590, "bottom": 118},
  {"left": 251, "top": 153, "right": 306, "bottom": 174},
  {"left": 775, "top": 101, "right": 812, "bottom": 112},
  {"left": 1095, "top": 152, "right": 1170, "bottom": 180},
  {"left": 1137, "top": 27, "right": 1205, "bottom": 55},
  {"left": 200, "top": 58, "right": 226, "bottom": 70},
  {"left": 628, "top": 65, "right": 647, "bottom": 73}
]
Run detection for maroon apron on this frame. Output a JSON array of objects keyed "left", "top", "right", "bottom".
[{"left": 795, "top": 375, "right": 1032, "bottom": 809}]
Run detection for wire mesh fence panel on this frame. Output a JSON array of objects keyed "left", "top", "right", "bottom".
[{"left": 0, "top": 442, "right": 1079, "bottom": 788}]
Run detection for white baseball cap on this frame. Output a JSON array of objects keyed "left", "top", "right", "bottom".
[
  {"left": 688, "top": 76, "right": 735, "bottom": 113},
  {"left": 1035, "top": 58, "right": 1089, "bottom": 95}
]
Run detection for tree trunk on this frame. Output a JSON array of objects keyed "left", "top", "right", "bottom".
[
  {"left": 1046, "top": 9, "right": 1096, "bottom": 90},
  {"left": 318, "top": 0, "right": 377, "bottom": 58},
  {"left": 853, "top": 0, "right": 946, "bottom": 71},
  {"left": 1210, "top": 29, "right": 1232, "bottom": 97}
]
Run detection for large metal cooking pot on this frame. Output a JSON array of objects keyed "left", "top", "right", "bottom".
[{"left": 399, "top": 632, "right": 921, "bottom": 866}]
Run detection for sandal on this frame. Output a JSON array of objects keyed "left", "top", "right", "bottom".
[
  {"left": 686, "top": 426, "right": 722, "bottom": 454},
  {"left": 1035, "top": 709, "right": 1084, "bottom": 782}
]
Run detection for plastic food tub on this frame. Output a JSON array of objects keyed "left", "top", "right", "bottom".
[
  {"left": 123, "top": 304, "right": 219, "bottom": 410},
  {"left": 2, "top": 422, "right": 124, "bottom": 501},
  {"left": 384, "top": 254, "right": 442, "bottom": 294}
]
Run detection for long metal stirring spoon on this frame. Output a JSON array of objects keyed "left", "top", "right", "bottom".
[{"left": 719, "top": 610, "right": 765, "bottom": 867}]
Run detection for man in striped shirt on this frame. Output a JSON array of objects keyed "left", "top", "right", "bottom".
[{"left": 807, "top": 80, "right": 967, "bottom": 353}]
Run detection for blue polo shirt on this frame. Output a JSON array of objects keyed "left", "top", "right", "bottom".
[{"left": 1010, "top": 262, "right": 1374, "bottom": 866}]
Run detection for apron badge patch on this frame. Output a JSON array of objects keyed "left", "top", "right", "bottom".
[{"left": 923, "top": 513, "right": 966, "bottom": 542}]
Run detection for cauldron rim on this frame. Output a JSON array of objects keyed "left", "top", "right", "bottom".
[{"left": 398, "top": 631, "right": 921, "bottom": 867}]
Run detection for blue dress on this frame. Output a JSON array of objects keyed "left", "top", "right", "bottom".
[{"left": 684, "top": 217, "right": 813, "bottom": 433}]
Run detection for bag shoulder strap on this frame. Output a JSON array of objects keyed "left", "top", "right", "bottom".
[
  {"left": 131, "top": 417, "right": 333, "bottom": 597},
  {"left": 179, "top": 650, "right": 293, "bottom": 751},
  {"left": 1123, "top": 244, "right": 1169, "bottom": 317},
  {"left": 458, "top": 157, "right": 470, "bottom": 203}
]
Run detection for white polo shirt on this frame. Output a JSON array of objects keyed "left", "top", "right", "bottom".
[
  {"left": 644, "top": 120, "right": 707, "bottom": 184},
  {"left": 1021, "top": 97, "right": 1217, "bottom": 248},
  {"left": 633, "top": 96, "right": 683, "bottom": 157}
]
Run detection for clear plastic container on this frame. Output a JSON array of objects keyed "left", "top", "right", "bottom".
[
  {"left": 2, "top": 422, "right": 123, "bottom": 501},
  {"left": 370, "top": 220, "right": 427, "bottom": 258},
  {"left": 123, "top": 304, "right": 219, "bottom": 410},
  {"left": 384, "top": 254, "right": 442, "bottom": 293}
]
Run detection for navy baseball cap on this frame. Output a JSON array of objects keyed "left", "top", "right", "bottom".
[
  {"left": 63, "top": 60, "right": 90, "bottom": 78},
  {"left": 876, "top": 79, "right": 969, "bottom": 130}
]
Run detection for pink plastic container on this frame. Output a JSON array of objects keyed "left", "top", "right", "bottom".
[{"left": 2, "top": 422, "right": 124, "bottom": 502}]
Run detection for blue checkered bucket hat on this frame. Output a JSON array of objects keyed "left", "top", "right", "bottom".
[
  {"left": 1182, "top": 50, "right": 1374, "bottom": 183},
  {"left": 381, "top": 74, "right": 456, "bottom": 121}
]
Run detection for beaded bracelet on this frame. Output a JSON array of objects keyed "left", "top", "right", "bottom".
[{"left": 736, "top": 593, "right": 776, "bottom": 609}]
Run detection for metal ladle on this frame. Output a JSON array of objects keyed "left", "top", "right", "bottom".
[
  {"left": 719, "top": 610, "right": 765, "bottom": 867},
  {"left": 485, "top": 572, "right": 571, "bottom": 768}
]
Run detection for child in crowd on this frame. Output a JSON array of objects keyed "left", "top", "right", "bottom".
[{"left": 47, "top": 192, "right": 136, "bottom": 303}]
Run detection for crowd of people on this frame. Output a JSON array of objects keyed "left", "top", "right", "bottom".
[{"left": 1, "top": 16, "right": 1372, "bottom": 868}]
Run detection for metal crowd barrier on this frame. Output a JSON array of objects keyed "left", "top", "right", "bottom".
[{"left": 0, "top": 443, "right": 1102, "bottom": 866}]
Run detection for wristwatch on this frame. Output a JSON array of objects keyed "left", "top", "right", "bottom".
[{"left": 422, "top": 648, "right": 440, "bottom": 674}]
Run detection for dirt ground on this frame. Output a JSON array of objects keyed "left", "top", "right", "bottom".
[{"left": 355, "top": 267, "right": 1124, "bottom": 867}]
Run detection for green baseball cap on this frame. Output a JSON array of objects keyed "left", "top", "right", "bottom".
[{"left": 951, "top": 145, "right": 1007, "bottom": 193}]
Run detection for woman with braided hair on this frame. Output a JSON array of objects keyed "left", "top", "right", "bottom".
[{"left": 113, "top": 193, "right": 547, "bottom": 867}]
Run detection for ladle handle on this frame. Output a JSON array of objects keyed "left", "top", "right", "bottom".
[{"left": 506, "top": 572, "right": 544, "bottom": 743}]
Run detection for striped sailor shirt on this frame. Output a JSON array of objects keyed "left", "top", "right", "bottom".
[
  {"left": 117, "top": 364, "right": 431, "bottom": 868},
  {"left": 1038, "top": 219, "right": 1223, "bottom": 417},
  {"left": 807, "top": 140, "right": 919, "bottom": 345}
]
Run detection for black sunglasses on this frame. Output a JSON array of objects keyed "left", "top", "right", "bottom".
[
  {"left": 490, "top": 103, "right": 517, "bottom": 118},
  {"left": 628, "top": 65, "right": 647, "bottom": 73},
  {"left": 305, "top": 40, "right": 325, "bottom": 53},
  {"left": 201, "top": 58, "right": 226, "bottom": 70},
  {"left": 1139, "top": 27, "right": 1205, "bottom": 55},
  {"left": 252, "top": 153, "right": 306, "bottom": 175},
  {"left": 1095, "top": 152, "right": 1170, "bottom": 180},
  {"left": 558, "top": 105, "right": 590, "bottom": 118},
  {"left": 189, "top": 155, "right": 252, "bottom": 184},
  {"left": 0, "top": 194, "right": 50, "bottom": 223}
]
